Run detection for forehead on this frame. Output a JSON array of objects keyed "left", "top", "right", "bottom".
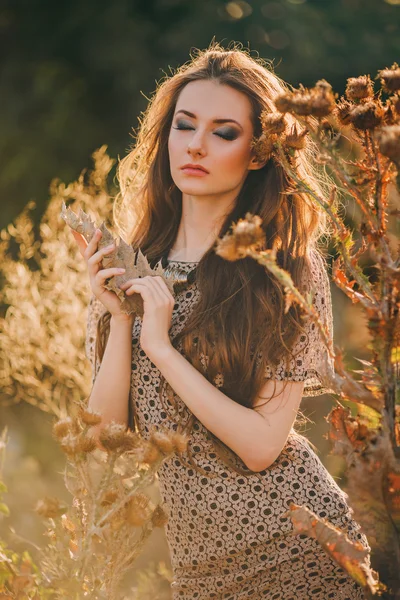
[{"left": 174, "top": 80, "right": 253, "bottom": 124}]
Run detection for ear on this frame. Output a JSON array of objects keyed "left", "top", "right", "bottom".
[{"left": 248, "top": 154, "right": 268, "bottom": 171}]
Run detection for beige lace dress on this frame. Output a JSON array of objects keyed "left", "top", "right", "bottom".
[{"left": 85, "top": 250, "right": 371, "bottom": 600}]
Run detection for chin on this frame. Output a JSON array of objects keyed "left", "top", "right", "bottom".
[{"left": 177, "top": 182, "right": 212, "bottom": 195}]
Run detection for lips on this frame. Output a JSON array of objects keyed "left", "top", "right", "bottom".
[{"left": 180, "top": 164, "right": 209, "bottom": 173}]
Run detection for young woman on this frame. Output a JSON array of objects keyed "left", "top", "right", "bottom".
[{"left": 72, "top": 43, "right": 371, "bottom": 600}]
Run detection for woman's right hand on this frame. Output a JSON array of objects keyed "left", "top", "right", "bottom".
[{"left": 70, "top": 227, "right": 131, "bottom": 321}]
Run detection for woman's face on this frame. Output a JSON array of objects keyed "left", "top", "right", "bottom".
[{"left": 168, "top": 79, "right": 263, "bottom": 199}]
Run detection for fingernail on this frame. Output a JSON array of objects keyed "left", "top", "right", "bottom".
[
  {"left": 105, "top": 244, "right": 114, "bottom": 250},
  {"left": 118, "top": 268, "right": 125, "bottom": 273}
]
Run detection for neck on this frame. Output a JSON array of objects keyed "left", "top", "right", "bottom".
[{"left": 169, "top": 191, "right": 236, "bottom": 262}]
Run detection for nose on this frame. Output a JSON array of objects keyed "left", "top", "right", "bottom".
[{"left": 187, "top": 130, "right": 206, "bottom": 157}]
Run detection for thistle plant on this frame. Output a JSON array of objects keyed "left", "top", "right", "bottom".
[
  {"left": 0, "top": 417, "right": 184, "bottom": 599},
  {"left": 216, "top": 64, "right": 400, "bottom": 598},
  {"left": 35, "top": 408, "right": 187, "bottom": 599}
]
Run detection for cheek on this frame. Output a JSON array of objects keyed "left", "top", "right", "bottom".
[
  {"left": 218, "top": 142, "right": 250, "bottom": 173},
  {"left": 168, "top": 133, "right": 183, "bottom": 165}
]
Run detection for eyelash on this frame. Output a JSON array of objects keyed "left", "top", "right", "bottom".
[{"left": 172, "top": 123, "right": 237, "bottom": 141}]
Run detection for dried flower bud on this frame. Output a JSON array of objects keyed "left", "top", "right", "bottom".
[
  {"left": 275, "top": 80, "right": 336, "bottom": 118},
  {"left": 125, "top": 493, "right": 155, "bottom": 526},
  {"left": 76, "top": 436, "right": 97, "bottom": 454},
  {"left": 375, "top": 125, "right": 400, "bottom": 165},
  {"left": 98, "top": 422, "right": 128, "bottom": 452},
  {"left": 382, "top": 102, "right": 397, "bottom": 126},
  {"left": 250, "top": 134, "right": 274, "bottom": 164},
  {"left": 119, "top": 431, "right": 143, "bottom": 452},
  {"left": 284, "top": 124, "right": 308, "bottom": 150},
  {"left": 136, "top": 439, "right": 162, "bottom": 465},
  {"left": 348, "top": 100, "right": 385, "bottom": 130},
  {"left": 378, "top": 64, "right": 400, "bottom": 93},
  {"left": 171, "top": 432, "right": 189, "bottom": 453},
  {"left": 260, "top": 111, "right": 287, "bottom": 135},
  {"left": 60, "top": 434, "right": 81, "bottom": 458},
  {"left": 335, "top": 99, "right": 354, "bottom": 127},
  {"left": 78, "top": 408, "right": 102, "bottom": 426},
  {"left": 35, "top": 496, "right": 68, "bottom": 519},
  {"left": 52, "top": 417, "right": 80, "bottom": 440},
  {"left": 215, "top": 213, "right": 265, "bottom": 261},
  {"left": 391, "top": 94, "right": 400, "bottom": 115},
  {"left": 151, "top": 504, "right": 169, "bottom": 528},
  {"left": 100, "top": 489, "right": 119, "bottom": 507},
  {"left": 345, "top": 75, "right": 374, "bottom": 101},
  {"left": 149, "top": 430, "right": 175, "bottom": 454}
]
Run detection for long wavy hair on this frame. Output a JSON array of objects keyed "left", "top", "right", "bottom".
[{"left": 95, "top": 41, "right": 333, "bottom": 476}]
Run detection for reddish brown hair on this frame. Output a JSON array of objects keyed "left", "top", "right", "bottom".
[{"left": 97, "top": 41, "right": 333, "bottom": 476}]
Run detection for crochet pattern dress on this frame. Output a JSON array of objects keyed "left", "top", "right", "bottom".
[{"left": 85, "top": 250, "right": 371, "bottom": 600}]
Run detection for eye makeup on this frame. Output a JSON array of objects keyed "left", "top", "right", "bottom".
[{"left": 172, "top": 119, "right": 239, "bottom": 141}]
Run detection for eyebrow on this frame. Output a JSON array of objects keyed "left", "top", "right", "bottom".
[{"left": 175, "top": 109, "right": 243, "bottom": 131}]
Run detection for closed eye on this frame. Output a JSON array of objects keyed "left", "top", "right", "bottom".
[{"left": 172, "top": 124, "right": 238, "bottom": 141}]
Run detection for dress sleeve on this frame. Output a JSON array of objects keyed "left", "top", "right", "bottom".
[
  {"left": 85, "top": 294, "right": 107, "bottom": 385},
  {"left": 263, "top": 250, "right": 336, "bottom": 397}
]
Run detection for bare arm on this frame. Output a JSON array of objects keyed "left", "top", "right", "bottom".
[
  {"left": 149, "top": 345, "right": 304, "bottom": 473},
  {"left": 70, "top": 226, "right": 135, "bottom": 442},
  {"left": 87, "top": 315, "right": 133, "bottom": 433}
]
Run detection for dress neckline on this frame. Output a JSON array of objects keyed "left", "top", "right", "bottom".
[{"left": 168, "top": 259, "right": 199, "bottom": 264}]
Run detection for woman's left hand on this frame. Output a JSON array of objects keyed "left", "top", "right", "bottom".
[{"left": 119, "top": 275, "right": 175, "bottom": 358}]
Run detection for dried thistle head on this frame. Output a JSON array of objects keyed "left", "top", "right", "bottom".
[
  {"left": 345, "top": 75, "right": 374, "bottom": 101},
  {"left": 35, "top": 496, "right": 68, "bottom": 519},
  {"left": 284, "top": 123, "right": 309, "bottom": 150},
  {"left": 275, "top": 79, "right": 336, "bottom": 118},
  {"left": 77, "top": 407, "right": 102, "bottom": 427},
  {"left": 118, "top": 430, "right": 143, "bottom": 452},
  {"left": 76, "top": 436, "right": 98, "bottom": 454},
  {"left": 250, "top": 109, "right": 309, "bottom": 168},
  {"left": 377, "top": 63, "right": 400, "bottom": 93},
  {"left": 52, "top": 417, "right": 81, "bottom": 440},
  {"left": 375, "top": 125, "right": 400, "bottom": 165},
  {"left": 348, "top": 99, "right": 386, "bottom": 130},
  {"left": 98, "top": 422, "right": 130, "bottom": 452},
  {"left": 151, "top": 504, "right": 169, "bottom": 528},
  {"left": 383, "top": 101, "right": 399, "bottom": 126},
  {"left": 260, "top": 111, "right": 287, "bottom": 135},
  {"left": 250, "top": 133, "right": 275, "bottom": 164},
  {"left": 100, "top": 489, "right": 119, "bottom": 507},
  {"left": 336, "top": 99, "right": 354, "bottom": 127},
  {"left": 215, "top": 213, "right": 266, "bottom": 261},
  {"left": 59, "top": 433, "right": 81, "bottom": 458},
  {"left": 170, "top": 431, "right": 189, "bottom": 454},
  {"left": 125, "top": 493, "right": 155, "bottom": 526},
  {"left": 149, "top": 429, "right": 176, "bottom": 454},
  {"left": 140, "top": 440, "right": 163, "bottom": 465},
  {"left": 390, "top": 94, "right": 400, "bottom": 115}
]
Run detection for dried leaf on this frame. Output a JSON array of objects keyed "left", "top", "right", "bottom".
[
  {"left": 282, "top": 503, "right": 380, "bottom": 593},
  {"left": 60, "top": 202, "right": 176, "bottom": 317},
  {"left": 327, "top": 405, "right": 377, "bottom": 456}
]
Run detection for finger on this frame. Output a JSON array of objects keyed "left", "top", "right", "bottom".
[
  {"left": 70, "top": 229, "right": 88, "bottom": 257},
  {"left": 83, "top": 229, "right": 103, "bottom": 261},
  {"left": 87, "top": 243, "right": 116, "bottom": 270},
  {"left": 150, "top": 275, "right": 175, "bottom": 304},
  {"left": 124, "top": 284, "right": 155, "bottom": 306},
  {"left": 121, "top": 277, "right": 162, "bottom": 300},
  {"left": 95, "top": 267, "right": 126, "bottom": 284}
]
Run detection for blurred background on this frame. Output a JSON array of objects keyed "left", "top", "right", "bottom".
[{"left": 1, "top": 0, "right": 399, "bottom": 595}]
